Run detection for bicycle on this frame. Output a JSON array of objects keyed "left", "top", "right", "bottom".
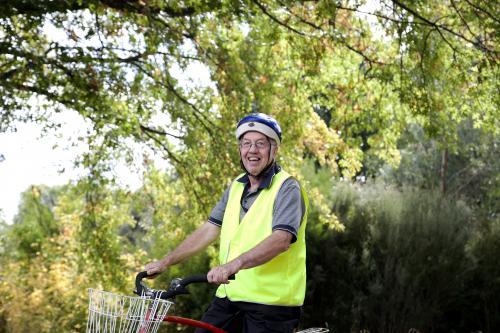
[{"left": 87, "top": 271, "right": 329, "bottom": 333}]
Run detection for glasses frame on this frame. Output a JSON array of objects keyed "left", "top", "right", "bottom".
[{"left": 239, "top": 139, "right": 274, "bottom": 151}]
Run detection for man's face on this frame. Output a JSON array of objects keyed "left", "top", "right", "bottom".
[{"left": 239, "top": 131, "right": 277, "bottom": 176}]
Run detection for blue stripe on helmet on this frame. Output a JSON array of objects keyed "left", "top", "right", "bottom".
[{"left": 237, "top": 113, "right": 282, "bottom": 142}]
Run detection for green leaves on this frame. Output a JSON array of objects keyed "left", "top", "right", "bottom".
[
  {"left": 0, "top": 2, "right": 498, "bottom": 330},
  {"left": 304, "top": 180, "right": 499, "bottom": 332},
  {"left": 1, "top": 0, "right": 497, "bottom": 188}
]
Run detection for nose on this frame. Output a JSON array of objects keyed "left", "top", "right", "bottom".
[{"left": 248, "top": 143, "right": 259, "bottom": 152}]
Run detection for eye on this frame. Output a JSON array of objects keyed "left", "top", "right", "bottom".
[
  {"left": 240, "top": 141, "right": 252, "bottom": 149},
  {"left": 255, "top": 141, "right": 267, "bottom": 149}
]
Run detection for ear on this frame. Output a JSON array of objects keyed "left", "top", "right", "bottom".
[{"left": 271, "top": 144, "right": 279, "bottom": 158}]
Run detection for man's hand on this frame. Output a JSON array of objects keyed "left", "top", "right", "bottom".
[
  {"left": 207, "top": 259, "right": 242, "bottom": 284},
  {"left": 144, "top": 258, "right": 169, "bottom": 278},
  {"left": 207, "top": 230, "right": 293, "bottom": 284}
]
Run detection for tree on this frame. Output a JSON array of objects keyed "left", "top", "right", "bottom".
[
  {"left": 0, "top": 2, "right": 498, "bottom": 330},
  {"left": 8, "top": 185, "right": 59, "bottom": 259},
  {"left": 0, "top": 181, "right": 148, "bottom": 332},
  {"left": 1, "top": 1, "right": 497, "bottom": 188},
  {"left": 380, "top": 120, "right": 500, "bottom": 214},
  {"left": 0, "top": 169, "right": 216, "bottom": 333}
]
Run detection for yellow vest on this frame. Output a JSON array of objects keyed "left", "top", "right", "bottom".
[{"left": 215, "top": 170, "right": 308, "bottom": 306}]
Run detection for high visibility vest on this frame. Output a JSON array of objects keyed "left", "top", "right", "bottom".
[{"left": 215, "top": 170, "right": 308, "bottom": 306}]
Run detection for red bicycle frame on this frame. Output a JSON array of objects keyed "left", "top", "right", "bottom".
[{"left": 165, "top": 316, "right": 227, "bottom": 333}]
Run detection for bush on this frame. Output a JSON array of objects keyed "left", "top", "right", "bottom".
[{"left": 303, "top": 181, "right": 498, "bottom": 333}]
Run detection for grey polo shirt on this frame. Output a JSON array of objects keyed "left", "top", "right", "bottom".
[{"left": 208, "top": 163, "right": 305, "bottom": 242}]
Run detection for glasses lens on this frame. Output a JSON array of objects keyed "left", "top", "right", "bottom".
[{"left": 240, "top": 141, "right": 269, "bottom": 150}]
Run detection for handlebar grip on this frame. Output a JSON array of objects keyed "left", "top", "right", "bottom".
[
  {"left": 177, "top": 273, "right": 236, "bottom": 287},
  {"left": 181, "top": 274, "right": 208, "bottom": 284},
  {"left": 135, "top": 271, "right": 151, "bottom": 295}
]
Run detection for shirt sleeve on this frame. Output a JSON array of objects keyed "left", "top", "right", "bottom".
[
  {"left": 272, "top": 177, "right": 305, "bottom": 243},
  {"left": 208, "top": 186, "right": 230, "bottom": 227}
]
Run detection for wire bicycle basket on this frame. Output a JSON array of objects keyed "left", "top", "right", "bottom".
[
  {"left": 86, "top": 288, "right": 172, "bottom": 333},
  {"left": 87, "top": 272, "right": 329, "bottom": 333}
]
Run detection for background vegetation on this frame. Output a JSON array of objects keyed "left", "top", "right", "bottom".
[{"left": 0, "top": 0, "right": 498, "bottom": 332}]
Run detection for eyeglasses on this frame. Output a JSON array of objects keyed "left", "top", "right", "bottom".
[{"left": 239, "top": 140, "right": 271, "bottom": 150}]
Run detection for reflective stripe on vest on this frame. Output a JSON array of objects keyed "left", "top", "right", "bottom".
[{"left": 215, "top": 170, "right": 308, "bottom": 306}]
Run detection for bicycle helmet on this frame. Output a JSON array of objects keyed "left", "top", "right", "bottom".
[{"left": 235, "top": 113, "right": 282, "bottom": 145}]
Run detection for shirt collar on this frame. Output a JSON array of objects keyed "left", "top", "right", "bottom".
[{"left": 237, "top": 162, "right": 282, "bottom": 189}]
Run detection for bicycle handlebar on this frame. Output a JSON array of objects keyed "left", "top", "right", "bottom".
[{"left": 135, "top": 271, "right": 235, "bottom": 300}]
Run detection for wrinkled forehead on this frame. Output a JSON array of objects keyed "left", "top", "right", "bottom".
[{"left": 240, "top": 131, "right": 268, "bottom": 141}]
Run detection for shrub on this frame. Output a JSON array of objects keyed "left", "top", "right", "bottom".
[{"left": 302, "top": 181, "right": 497, "bottom": 332}]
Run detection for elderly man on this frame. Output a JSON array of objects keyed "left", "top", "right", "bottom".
[{"left": 145, "top": 113, "right": 308, "bottom": 333}]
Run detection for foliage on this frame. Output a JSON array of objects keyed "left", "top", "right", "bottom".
[
  {"left": 0, "top": 0, "right": 497, "bottom": 249},
  {"left": 8, "top": 185, "right": 59, "bottom": 259},
  {"left": 304, "top": 180, "right": 499, "bottom": 333},
  {"left": 380, "top": 120, "right": 500, "bottom": 216},
  {"left": 0, "top": 0, "right": 499, "bottom": 332},
  {"left": 465, "top": 218, "right": 500, "bottom": 331},
  {"left": 0, "top": 169, "right": 217, "bottom": 333},
  {"left": 1, "top": 0, "right": 497, "bottom": 185},
  {"left": 0, "top": 183, "right": 144, "bottom": 332},
  {"left": 134, "top": 166, "right": 216, "bottom": 323},
  {"left": 1, "top": 153, "right": 499, "bottom": 332}
]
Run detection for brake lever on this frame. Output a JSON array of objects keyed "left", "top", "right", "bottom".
[{"left": 164, "top": 277, "right": 191, "bottom": 298}]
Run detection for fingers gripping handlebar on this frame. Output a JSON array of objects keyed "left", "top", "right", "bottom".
[{"left": 135, "top": 271, "right": 235, "bottom": 300}]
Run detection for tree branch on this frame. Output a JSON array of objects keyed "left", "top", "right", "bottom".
[
  {"left": 463, "top": 0, "right": 500, "bottom": 24},
  {"left": 252, "top": 0, "right": 306, "bottom": 36},
  {"left": 141, "top": 129, "right": 206, "bottom": 205},
  {"left": 0, "top": 0, "right": 198, "bottom": 19},
  {"left": 139, "top": 124, "right": 184, "bottom": 140},
  {"left": 450, "top": 0, "right": 478, "bottom": 44},
  {"left": 141, "top": 129, "right": 182, "bottom": 165},
  {"left": 9, "top": 82, "right": 75, "bottom": 107},
  {"left": 255, "top": 1, "right": 385, "bottom": 65},
  {"left": 130, "top": 62, "right": 216, "bottom": 136},
  {"left": 391, "top": 0, "right": 496, "bottom": 55}
]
